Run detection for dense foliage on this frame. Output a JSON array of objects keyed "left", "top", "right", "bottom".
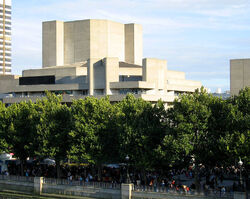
[{"left": 0, "top": 87, "right": 249, "bottom": 176}]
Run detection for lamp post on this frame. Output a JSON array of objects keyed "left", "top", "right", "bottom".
[
  {"left": 238, "top": 158, "right": 243, "bottom": 188},
  {"left": 125, "top": 155, "right": 130, "bottom": 184}
]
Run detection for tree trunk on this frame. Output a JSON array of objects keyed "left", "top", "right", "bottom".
[
  {"left": 20, "top": 160, "right": 24, "bottom": 176},
  {"left": 97, "top": 164, "right": 102, "bottom": 181},
  {"left": 194, "top": 162, "right": 200, "bottom": 193},
  {"left": 56, "top": 160, "right": 60, "bottom": 179}
]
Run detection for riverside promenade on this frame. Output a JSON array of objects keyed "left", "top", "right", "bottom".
[{"left": 0, "top": 175, "right": 248, "bottom": 199}]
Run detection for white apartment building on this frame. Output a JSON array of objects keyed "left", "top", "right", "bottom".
[{"left": 0, "top": 0, "right": 11, "bottom": 75}]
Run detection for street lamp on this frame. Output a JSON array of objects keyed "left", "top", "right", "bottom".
[
  {"left": 125, "top": 155, "right": 130, "bottom": 184},
  {"left": 238, "top": 158, "right": 243, "bottom": 188}
]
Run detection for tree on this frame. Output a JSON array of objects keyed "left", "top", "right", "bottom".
[
  {"left": 166, "top": 88, "right": 213, "bottom": 190},
  {"left": 70, "top": 97, "right": 117, "bottom": 161},
  {"left": 0, "top": 101, "right": 9, "bottom": 153},
  {"left": 4, "top": 101, "right": 40, "bottom": 176},
  {"left": 115, "top": 94, "right": 166, "bottom": 172},
  {"left": 36, "top": 92, "right": 73, "bottom": 178},
  {"left": 228, "top": 87, "right": 250, "bottom": 167}
]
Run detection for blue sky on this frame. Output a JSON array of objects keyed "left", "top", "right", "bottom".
[{"left": 11, "top": 0, "right": 250, "bottom": 92}]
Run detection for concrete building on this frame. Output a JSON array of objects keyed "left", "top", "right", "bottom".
[
  {"left": 0, "top": 0, "right": 11, "bottom": 75},
  {"left": 0, "top": 19, "right": 202, "bottom": 105},
  {"left": 230, "top": 59, "right": 250, "bottom": 95}
]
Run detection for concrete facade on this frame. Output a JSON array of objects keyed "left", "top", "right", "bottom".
[
  {"left": 0, "top": 19, "right": 202, "bottom": 105},
  {"left": 43, "top": 19, "right": 142, "bottom": 68},
  {"left": 230, "top": 59, "right": 250, "bottom": 95}
]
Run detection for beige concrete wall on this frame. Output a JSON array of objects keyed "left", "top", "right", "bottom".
[
  {"left": 119, "top": 67, "right": 142, "bottom": 76},
  {"left": 0, "top": 75, "right": 19, "bottom": 93},
  {"left": 110, "top": 81, "right": 155, "bottom": 89},
  {"left": 42, "top": 21, "right": 64, "bottom": 68},
  {"left": 42, "top": 19, "right": 144, "bottom": 66},
  {"left": 63, "top": 20, "right": 125, "bottom": 64},
  {"left": 230, "top": 59, "right": 250, "bottom": 95},
  {"left": 104, "top": 57, "right": 119, "bottom": 95},
  {"left": 125, "top": 24, "right": 143, "bottom": 65},
  {"left": 22, "top": 66, "right": 86, "bottom": 77},
  {"left": 93, "top": 60, "right": 105, "bottom": 90},
  {"left": 107, "top": 21, "right": 125, "bottom": 62},
  {"left": 64, "top": 20, "right": 90, "bottom": 65},
  {"left": 243, "top": 60, "right": 250, "bottom": 92},
  {"left": 88, "top": 58, "right": 100, "bottom": 95},
  {"left": 143, "top": 58, "right": 166, "bottom": 90},
  {"left": 89, "top": 20, "right": 109, "bottom": 60}
]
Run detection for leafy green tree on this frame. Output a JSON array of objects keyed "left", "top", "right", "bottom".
[
  {"left": 70, "top": 97, "right": 118, "bottom": 180},
  {"left": 4, "top": 101, "right": 40, "bottom": 175},
  {"left": 166, "top": 88, "right": 214, "bottom": 190},
  {"left": 36, "top": 92, "right": 73, "bottom": 178},
  {"left": 228, "top": 87, "right": 250, "bottom": 167},
  {"left": 116, "top": 94, "right": 166, "bottom": 171},
  {"left": 0, "top": 101, "right": 9, "bottom": 153},
  {"left": 70, "top": 97, "right": 117, "bottom": 160}
]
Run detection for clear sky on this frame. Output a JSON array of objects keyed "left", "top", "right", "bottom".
[{"left": 11, "top": 0, "right": 250, "bottom": 92}]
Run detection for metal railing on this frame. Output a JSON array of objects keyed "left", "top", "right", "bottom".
[
  {"left": 133, "top": 185, "right": 234, "bottom": 198},
  {"left": 43, "top": 178, "right": 121, "bottom": 190},
  {"left": 0, "top": 175, "right": 34, "bottom": 183}
]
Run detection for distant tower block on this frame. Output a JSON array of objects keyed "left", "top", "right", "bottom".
[
  {"left": 0, "top": 0, "right": 12, "bottom": 75},
  {"left": 216, "top": 88, "right": 222, "bottom": 94}
]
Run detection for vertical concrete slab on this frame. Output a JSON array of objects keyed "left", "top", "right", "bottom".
[
  {"left": 230, "top": 59, "right": 244, "bottom": 95},
  {"left": 34, "top": 177, "right": 43, "bottom": 195},
  {"left": 88, "top": 58, "right": 100, "bottom": 95},
  {"left": 121, "top": 183, "right": 133, "bottom": 199},
  {"left": 143, "top": 58, "right": 166, "bottom": 90},
  {"left": 125, "top": 24, "right": 143, "bottom": 65},
  {"left": 107, "top": 21, "right": 125, "bottom": 62},
  {"left": 42, "top": 21, "right": 64, "bottom": 68},
  {"left": 104, "top": 57, "right": 119, "bottom": 95},
  {"left": 243, "top": 59, "right": 250, "bottom": 90},
  {"left": 64, "top": 21, "right": 75, "bottom": 65},
  {"left": 234, "top": 192, "right": 246, "bottom": 199}
]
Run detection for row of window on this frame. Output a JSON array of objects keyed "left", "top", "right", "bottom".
[
  {"left": 0, "top": 58, "right": 11, "bottom": 62},
  {"left": 0, "top": 26, "right": 11, "bottom": 30},
  {"left": 0, "top": 15, "right": 11, "bottom": 20},
  {"left": 0, "top": 5, "right": 11, "bottom": 9},
  {"left": 0, "top": 47, "right": 11, "bottom": 51},
  {"left": 0, "top": 31, "right": 11, "bottom": 35},
  {"left": 0, "top": 68, "right": 11, "bottom": 72},
  {"left": 0, "top": 21, "right": 11, "bottom": 25},
  {"left": 0, "top": 42, "right": 11, "bottom": 46},
  {"left": 119, "top": 75, "right": 142, "bottom": 82},
  {"left": 0, "top": 63, "right": 11, "bottom": 67},
  {"left": 119, "top": 89, "right": 146, "bottom": 95},
  {"left": 0, "top": 53, "right": 11, "bottom": 56},
  {"left": 0, "top": 10, "right": 11, "bottom": 14}
]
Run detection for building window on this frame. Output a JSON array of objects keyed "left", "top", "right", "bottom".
[
  {"left": 81, "top": 90, "right": 88, "bottom": 95},
  {"left": 19, "top": 76, "right": 55, "bottom": 85},
  {"left": 94, "top": 89, "right": 104, "bottom": 95},
  {"left": 119, "top": 75, "right": 142, "bottom": 82},
  {"left": 119, "top": 89, "right": 145, "bottom": 95}
]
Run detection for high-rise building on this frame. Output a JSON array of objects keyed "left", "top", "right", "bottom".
[{"left": 0, "top": 0, "right": 11, "bottom": 75}]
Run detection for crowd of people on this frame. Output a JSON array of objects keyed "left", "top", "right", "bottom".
[{"left": 1, "top": 160, "right": 247, "bottom": 194}]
